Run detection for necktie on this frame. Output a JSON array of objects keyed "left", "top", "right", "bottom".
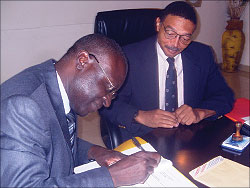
[
  {"left": 66, "top": 110, "right": 76, "bottom": 153},
  {"left": 165, "top": 57, "right": 178, "bottom": 112}
]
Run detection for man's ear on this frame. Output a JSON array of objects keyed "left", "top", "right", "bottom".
[
  {"left": 77, "top": 50, "right": 89, "bottom": 70},
  {"left": 156, "top": 17, "right": 161, "bottom": 32}
]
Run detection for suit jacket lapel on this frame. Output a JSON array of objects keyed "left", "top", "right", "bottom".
[
  {"left": 43, "top": 60, "right": 72, "bottom": 150},
  {"left": 142, "top": 36, "right": 159, "bottom": 108},
  {"left": 182, "top": 46, "right": 201, "bottom": 106}
]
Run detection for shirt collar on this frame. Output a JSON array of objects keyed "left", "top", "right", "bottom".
[{"left": 56, "top": 71, "right": 70, "bottom": 114}]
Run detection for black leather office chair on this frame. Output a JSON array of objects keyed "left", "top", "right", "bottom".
[{"left": 94, "top": 8, "right": 161, "bottom": 149}]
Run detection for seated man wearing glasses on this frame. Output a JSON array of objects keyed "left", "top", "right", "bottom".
[
  {"left": 1, "top": 34, "right": 161, "bottom": 187},
  {"left": 100, "top": 1, "right": 234, "bottom": 142}
]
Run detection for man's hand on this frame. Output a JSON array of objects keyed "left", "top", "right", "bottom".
[
  {"left": 175, "top": 105, "right": 216, "bottom": 125},
  {"left": 135, "top": 109, "right": 179, "bottom": 128},
  {"left": 87, "top": 145, "right": 126, "bottom": 167},
  {"left": 108, "top": 151, "right": 161, "bottom": 187}
]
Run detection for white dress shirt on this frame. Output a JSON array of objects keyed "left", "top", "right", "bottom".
[
  {"left": 56, "top": 71, "right": 70, "bottom": 114},
  {"left": 156, "top": 42, "right": 184, "bottom": 110}
]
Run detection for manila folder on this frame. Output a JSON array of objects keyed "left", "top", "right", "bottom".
[{"left": 190, "top": 156, "right": 249, "bottom": 187}]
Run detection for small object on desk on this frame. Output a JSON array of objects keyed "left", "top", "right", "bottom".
[
  {"left": 232, "top": 121, "right": 243, "bottom": 141},
  {"left": 221, "top": 147, "right": 242, "bottom": 156},
  {"left": 131, "top": 136, "right": 145, "bottom": 151},
  {"left": 241, "top": 123, "right": 250, "bottom": 136},
  {"left": 240, "top": 116, "right": 250, "bottom": 136},
  {"left": 221, "top": 133, "right": 250, "bottom": 152}
]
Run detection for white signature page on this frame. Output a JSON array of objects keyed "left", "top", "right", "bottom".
[{"left": 74, "top": 143, "right": 196, "bottom": 187}]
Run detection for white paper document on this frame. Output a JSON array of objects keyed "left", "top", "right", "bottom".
[{"left": 74, "top": 143, "right": 196, "bottom": 187}]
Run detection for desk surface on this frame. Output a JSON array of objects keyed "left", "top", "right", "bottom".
[{"left": 143, "top": 117, "right": 249, "bottom": 187}]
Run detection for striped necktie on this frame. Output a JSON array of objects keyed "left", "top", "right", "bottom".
[
  {"left": 66, "top": 110, "right": 76, "bottom": 153},
  {"left": 165, "top": 57, "right": 178, "bottom": 112}
]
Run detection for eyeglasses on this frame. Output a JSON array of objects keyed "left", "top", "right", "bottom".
[
  {"left": 162, "top": 24, "right": 192, "bottom": 45},
  {"left": 89, "top": 53, "right": 117, "bottom": 99}
]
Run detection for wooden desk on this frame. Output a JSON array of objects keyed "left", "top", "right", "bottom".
[{"left": 143, "top": 117, "right": 250, "bottom": 187}]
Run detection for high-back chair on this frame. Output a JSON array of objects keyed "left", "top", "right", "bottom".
[{"left": 94, "top": 8, "right": 161, "bottom": 149}]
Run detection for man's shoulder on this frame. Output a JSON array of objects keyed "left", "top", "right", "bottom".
[
  {"left": 25, "top": 59, "right": 56, "bottom": 72},
  {"left": 188, "top": 41, "right": 210, "bottom": 49},
  {"left": 2, "top": 59, "right": 55, "bottom": 84},
  {"left": 186, "top": 41, "right": 211, "bottom": 52},
  {"left": 1, "top": 59, "right": 56, "bottom": 101},
  {"left": 183, "top": 41, "right": 213, "bottom": 59}
]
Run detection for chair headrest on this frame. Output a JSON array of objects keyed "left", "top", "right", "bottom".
[{"left": 94, "top": 9, "right": 162, "bottom": 46}]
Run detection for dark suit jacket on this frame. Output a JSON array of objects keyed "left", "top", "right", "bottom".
[
  {"left": 1, "top": 60, "right": 113, "bottom": 187},
  {"left": 100, "top": 36, "right": 234, "bottom": 141}
]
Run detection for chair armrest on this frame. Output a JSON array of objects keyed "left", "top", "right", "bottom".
[{"left": 100, "top": 116, "right": 122, "bottom": 149}]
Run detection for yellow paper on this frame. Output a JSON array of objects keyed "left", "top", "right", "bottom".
[{"left": 114, "top": 137, "right": 147, "bottom": 152}]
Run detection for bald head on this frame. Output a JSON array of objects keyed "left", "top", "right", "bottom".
[
  {"left": 66, "top": 34, "right": 127, "bottom": 64},
  {"left": 56, "top": 34, "right": 128, "bottom": 116}
]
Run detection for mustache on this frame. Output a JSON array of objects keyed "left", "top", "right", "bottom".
[{"left": 164, "top": 45, "right": 180, "bottom": 52}]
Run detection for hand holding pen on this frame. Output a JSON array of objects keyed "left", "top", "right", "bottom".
[{"left": 108, "top": 150, "right": 160, "bottom": 187}]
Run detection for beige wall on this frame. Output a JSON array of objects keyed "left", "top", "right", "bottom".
[
  {"left": 240, "top": 2, "right": 249, "bottom": 69},
  {"left": 1, "top": 1, "right": 249, "bottom": 83}
]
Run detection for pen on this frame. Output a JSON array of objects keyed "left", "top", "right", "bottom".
[{"left": 132, "top": 137, "right": 145, "bottom": 151}]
